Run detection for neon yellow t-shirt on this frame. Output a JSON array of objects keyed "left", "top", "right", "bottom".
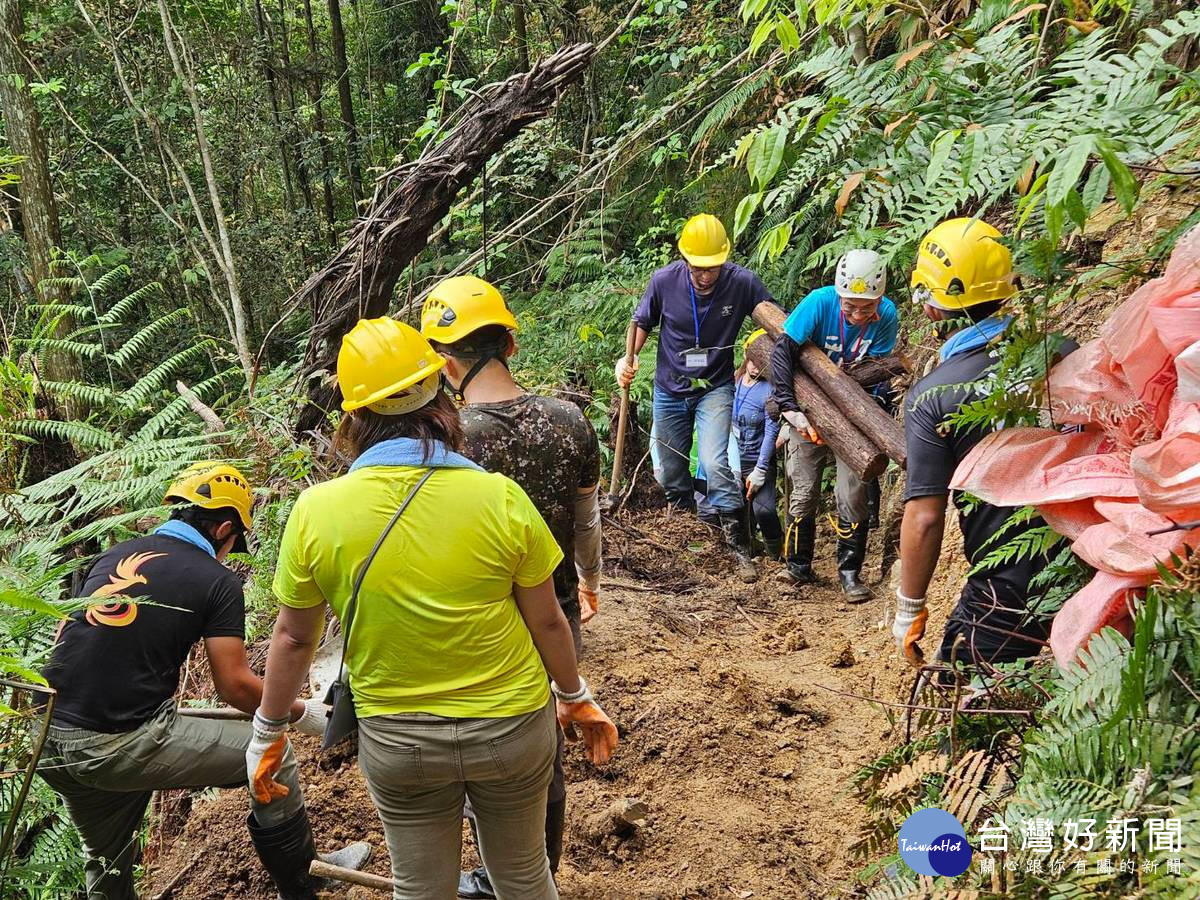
[{"left": 273, "top": 465, "right": 562, "bottom": 718}]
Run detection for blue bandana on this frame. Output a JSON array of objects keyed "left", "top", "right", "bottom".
[
  {"left": 153, "top": 519, "right": 216, "bottom": 558},
  {"left": 939, "top": 315, "right": 1013, "bottom": 362},
  {"left": 349, "top": 437, "right": 483, "bottom": 472}
]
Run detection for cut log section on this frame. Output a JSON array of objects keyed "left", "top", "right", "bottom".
[
  {"left": 843, "top": 354, "right": 909, "bottom": 389},
  {"left": 744, "top": 334, "right": 889, "bottom": 481},
  {"left": 752, "top": 301, "right": 906, "bottom": 469}
]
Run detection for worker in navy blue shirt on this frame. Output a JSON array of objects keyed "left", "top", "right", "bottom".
[
  {"left": 734, "top": 329, "right": 783, "bottom": 557},
  {"left": 769, "top": 250, "right": 898, "bottom": 601},
  {"left": 616, "top": 213, "right": 773, "bottom": 582}
]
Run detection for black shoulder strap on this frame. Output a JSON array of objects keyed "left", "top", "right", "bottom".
[{"left": 336, "top": 468, "right": 435, "bottom": 677}]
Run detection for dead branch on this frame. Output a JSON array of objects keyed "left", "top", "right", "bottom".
[{"left": 293, "top": 42, "right": 596, "bottom": 434}]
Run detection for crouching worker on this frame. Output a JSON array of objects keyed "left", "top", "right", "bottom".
[
  {"left": 770, "top": 250, "right": 898, "bottom": 600},
  {"left": 894, "top": 218, "right": 1055, "bottom": 670},
  {"left": 253, "top": 318, "right": 618, "bottom": 900},
  {"left": 38, "top": 463, "right": 367, "bottom": 900}
]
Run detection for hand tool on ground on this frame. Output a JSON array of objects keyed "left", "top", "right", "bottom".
[{"left": 309, "top": 859, "right": 394, "bottom": 891}]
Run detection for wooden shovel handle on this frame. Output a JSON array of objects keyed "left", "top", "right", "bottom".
[
  {"left": 310, "top": 859, "right": 394, "bottom": 891},
  {"left": 608, "top": 320, "right": 639, "bottom": 497}
]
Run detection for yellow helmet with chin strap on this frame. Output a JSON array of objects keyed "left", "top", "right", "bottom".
[
  {"left": 911, "top": 218, "right": 1016, "bottom": 310},
  {"left": 338, "top": 317, "right": 446, "bottom": 414},
  {"left": 678, "top": 214, "right": 730, "bottom": 267},
  {"left": 420, "top": 275, "right": 518, "bottom": 346},
  {"left": 164, "top": 462, "right": 253, "bottom": 530}
]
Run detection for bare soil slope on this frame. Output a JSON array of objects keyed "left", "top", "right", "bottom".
[{"left": 147, "top": 509, "right": 951, "bottom": 899}]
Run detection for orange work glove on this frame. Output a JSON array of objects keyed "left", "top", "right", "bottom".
[
  {"left": 246, "top": 712, "right": 291, "bottom": 805},
  {"left": 892, "top": 592, "right": 929, "bottom": 669},
  {"left": 783, "top": 411, "right": 822, "bottom": 445},
  {"left": 552, "top": 678, "right": 618, "bottom": 765},
  {"left": 579, "top": 585, "right": 599, "bottom": 624}
]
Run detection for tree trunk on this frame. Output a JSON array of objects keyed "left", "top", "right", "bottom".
[
  {"left": 327, "top": 0, "right": 363, "bottom": 203},
  {"left": 752, "top": 301, "right": 906, "bottom": 468},
  {"left": 302, "top": 0, "right": 338, "bottom": 246},
  {"left": 156, "top": 0, "right": 255, "bottom": 376},
  {"left": 844, "top": 354, "right": 909, "bottom": 389},
  {"left": 0, "top": 0, "right": 84, "bottom": 417},
  {"left": 293, "top": 42, "right": 596, "bottom": 435},
  {"left": 744, "top": 333, "right": 888, "bottom": 481},
  {"left": 252, "top": 0, "right": 297, "bottom": 212},
  {"left": 513, "top": 2, "right": 530, "bottom": 71},
  {"left": 275, "top": 0, "right": 318, "bottom": 224}
]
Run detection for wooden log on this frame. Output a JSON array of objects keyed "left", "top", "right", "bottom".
[
  {"left": 744, "top": 335, "right": 889, "bottom": 481},
  {"left": 752, "top": 301, "right": 906, "bottom": 468},
  {"left": 844, "top": 354, "right": 909, "bottom": 389},
  {"left": 293, "top": 42, "right": 597, "bottom": 434}
]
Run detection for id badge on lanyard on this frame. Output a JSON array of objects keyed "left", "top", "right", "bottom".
[
  {"left": 838, "top": 313, "right": 871, "bottom": 368},
  {"left": 686, "top": 281, "right": 712, "bottom": 369}
]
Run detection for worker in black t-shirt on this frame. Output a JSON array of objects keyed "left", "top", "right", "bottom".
[
  {"left": 893, "top": 219, "right": 1054, "bottom": 670},
  {"left": 38, "top": 463, "right": 367, "bottom": 900}
]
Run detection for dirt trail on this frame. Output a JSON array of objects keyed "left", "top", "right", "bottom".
[{"left": 148, "top": 509, "right": 927, "bottom": 899}]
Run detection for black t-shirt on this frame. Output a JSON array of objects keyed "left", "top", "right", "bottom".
[
  {"left": 460, "top": 394, "right": 601, "bottom": 600},
  {"left": 904, "top": 345, "right": 1041, "bottom": 605},
  {"left": 44, "top": 534, "right": 245, "bottom": 733}
]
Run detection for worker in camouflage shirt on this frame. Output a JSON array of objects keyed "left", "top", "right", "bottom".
[{"left": 421, "top": 274, "right": 603, "bottom": 900}]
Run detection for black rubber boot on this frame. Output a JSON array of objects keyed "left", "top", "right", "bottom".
[
  {"left": 546, "top": 797, "right": 566, "bottom": 875},
  {"left": 247, "top": 809, "right": 369, "bottom": 900},
  {"left": 763, "top": 537, "right": 783, "bottom": 561},
  {"left": 720, "top": 513, "right": 758, "bottom": 583},
  {"left": 777, "top": 515, "right": 817, "bottom": 584},
  {"left": 837, "top": 517, "right": 872, "bottom": 603},
  {"left": 868, "top": 479, "right": 881, "bottom": 530}
]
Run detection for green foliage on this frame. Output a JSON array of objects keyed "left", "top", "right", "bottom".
[{"left": 726, "top": 3, "right": 1200, "bottom": 295}]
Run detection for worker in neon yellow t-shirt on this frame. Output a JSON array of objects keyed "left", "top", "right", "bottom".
[{"left": 249, "top": 318, "right": 618, "bottom": 900}]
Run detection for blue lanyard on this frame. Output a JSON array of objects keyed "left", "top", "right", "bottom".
[
  {"left": 733, "top": 377, "right": 758, "bottom": 423},
  {"left": 837, "top": 312, "right": 873, "bottom": 365},
  {"left": 687, "top": 279, "right": 715, "bottom": 349}
]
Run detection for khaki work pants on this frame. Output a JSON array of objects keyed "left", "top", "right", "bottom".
[
  {"left": 36, "top": 699, "right": 303, "bottom": 900},
  {"left": 785, "top": 432, "right": 870, "bottom": 523},
  {"left": 358, "top": 698, "right": 558, "bottom": 900}
]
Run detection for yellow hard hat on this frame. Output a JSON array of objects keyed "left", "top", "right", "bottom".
[
  {"left": 164, "top": 462, "right": 253, "bottom": 530},
  {"left": 744, "top": 328, "right": 768, "bottom": 353},
  {"left": 420, "top": 275, "right": 518, "bottom": 346},
  {"left": 338, "top": 317, "right": 446, "bottom": 414},
  {"left": 678, "top": 214, "right": 730, "bottom": 267},
  {"left": 910, "top": 218, "right": 1016, "bottom": 310}
]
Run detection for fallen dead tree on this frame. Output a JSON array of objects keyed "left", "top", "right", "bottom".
[
  {"left": 292, "top": 42, "right": 596, "bottom": 434},
  {"left": 749, "top": 301, "right": 908, "bottom": 479}
]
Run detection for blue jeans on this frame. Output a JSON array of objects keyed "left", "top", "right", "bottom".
[{"left": 652, "top": 383, "right": 743, "bottom": 515}]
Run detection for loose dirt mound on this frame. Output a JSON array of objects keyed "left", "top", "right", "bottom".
[{"left": 148, "top": 509, "right": 937, "bottom": 899}]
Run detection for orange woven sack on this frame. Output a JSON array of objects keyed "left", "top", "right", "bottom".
[{"left": 949, "top": 225, "right": 1200, "bottom": 666}]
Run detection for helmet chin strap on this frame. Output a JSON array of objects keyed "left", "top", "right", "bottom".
[{"left": 447, "top": 350, "right": 507, "bottom": 403}]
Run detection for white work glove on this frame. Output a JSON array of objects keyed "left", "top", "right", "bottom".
[
  {"left": 745, "top": 466, "right": 767, "bottom": 496},
  {"left": 246, "top": 710, "right": 291, "bottom": 805},
  {"left": 614, "top": 355, "right": 639, "bottom": 389},
  {"left": 782, "top": 410, "right": 821, "bottom": 444},
  {"left": 292, "top": 698, "right": 329, "bottom": 737},
  {"left": 892, "top": 591, "right": 929, "bottom": 668}
]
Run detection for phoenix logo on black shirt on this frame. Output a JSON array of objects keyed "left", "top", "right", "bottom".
[{"left": 85, "top": 551, "right": 165, "bottom": 627}]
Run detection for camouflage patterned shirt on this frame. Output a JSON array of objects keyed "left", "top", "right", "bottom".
[{"left": 461, "top": 394, "right": 600, "bottom": 600}]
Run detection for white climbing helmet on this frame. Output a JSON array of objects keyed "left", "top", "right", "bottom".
[{"left": 835, "top": 249, "right": 887, "bottom": 301}]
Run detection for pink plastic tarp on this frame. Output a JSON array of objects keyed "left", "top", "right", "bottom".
[{"left": 949, "top": 225, "right": 1200, "bottom": 666}]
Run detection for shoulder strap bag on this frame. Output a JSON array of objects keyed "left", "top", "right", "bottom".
[{"left": 321, "top": 468, "right": 435, "bottom": 750}]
